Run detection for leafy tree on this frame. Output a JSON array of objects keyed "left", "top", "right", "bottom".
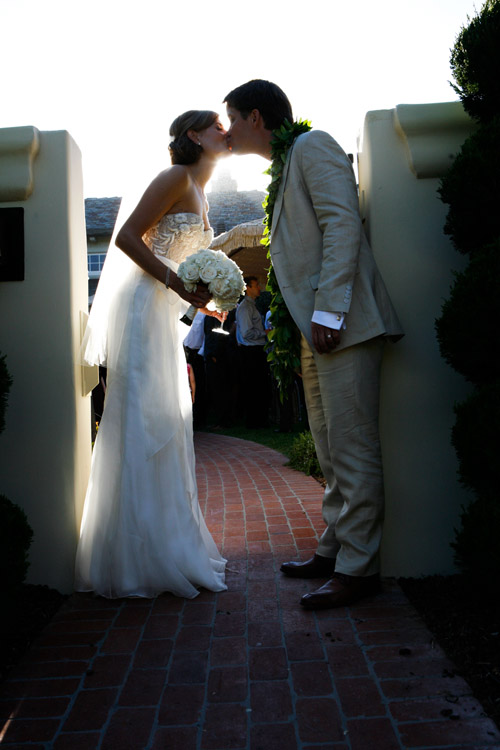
[
  {"left": 438, "top": 119, "right": 500, "bottom": 255},
  {"left": 451, "top": 495, "right": 500, "bottom": 579},
  {"left": 452, "top": 382, "right": 500, "bottom": 500},
  {"left": 436, "top": 0, "right": 500, "bottom": 578},
  {"left": 450, "top": 0, "right": 500, "bottom": 122},
  {"left": 435, "top": 241, "right": 500, "bottom": 385}
]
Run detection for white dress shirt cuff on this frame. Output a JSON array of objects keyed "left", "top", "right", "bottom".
[{"left": 312, "top": 310, "right": 346, "bottom": 330}]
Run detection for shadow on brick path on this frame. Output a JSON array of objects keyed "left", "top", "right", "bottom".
[{"left": 1, "top": 433, "right": 499, "bottom": 749}]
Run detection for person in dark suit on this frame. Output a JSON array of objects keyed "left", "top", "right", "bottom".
[{"left": 235, "top": 276, "right": 270, "bottom": 428}]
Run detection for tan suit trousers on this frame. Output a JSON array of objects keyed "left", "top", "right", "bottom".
[{"left": 300, "top": 335, "right": 386, "bottom": 577}]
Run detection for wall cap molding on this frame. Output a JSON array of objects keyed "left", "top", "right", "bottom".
[
  {"left": 393, "top": 101, "right": 476, "bottom": 179},
  {"left": 0, "top": 126, "right": 40, "bottom": 201}
]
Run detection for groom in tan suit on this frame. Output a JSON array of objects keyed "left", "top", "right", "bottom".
[{"left": 224, "top": 80, "right": 403, "bottom": 609}]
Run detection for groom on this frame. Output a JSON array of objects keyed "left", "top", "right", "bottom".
[{"left": 224, "top": 80, "right": 403, "bottom": 609}]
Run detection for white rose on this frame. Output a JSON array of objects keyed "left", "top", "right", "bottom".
[
  {"left": 196, "top": 249, "right": 215, "bottom": 265},
  {"left": 209, "top": 276, "right": 231, "bottom": 297},
  {"left": 199, "top": 262, "right": 218, "bottom": 283},
  {"left": 213, "top": 260, "right": 227, "bottom": 276},
  {"left": 178, "top": 257, "right": 200, "bottom": 283}
]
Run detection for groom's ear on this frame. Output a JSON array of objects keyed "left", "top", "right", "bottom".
[{"left": 249, "top": 109, "right": 263, "bottom": 129}]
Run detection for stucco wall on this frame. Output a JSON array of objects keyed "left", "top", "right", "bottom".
[
  {"left": 0, "top": 103, "right": 478, "bottom": 591},
  {"left": 0, "top": 127, "right": 94, "bottom": 593},
  {"left": 358, "top": 102, "right": 475, "bottom": 576}
]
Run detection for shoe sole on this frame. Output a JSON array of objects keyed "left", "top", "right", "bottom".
[{"left": 300, "top": 583, "right": 382, "bottom": 610}]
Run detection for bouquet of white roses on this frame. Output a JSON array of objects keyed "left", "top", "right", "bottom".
[{"left": 177, "top": 249, "right": 245, "bottom": 312}]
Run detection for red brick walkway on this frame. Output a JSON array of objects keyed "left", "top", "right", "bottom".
[{"left": 1, "top": 433, "right": 498, "bottom": 749}]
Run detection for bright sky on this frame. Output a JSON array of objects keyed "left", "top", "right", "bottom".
[{"left": 2, "top": 0, "right": 480, "bottom": 199}]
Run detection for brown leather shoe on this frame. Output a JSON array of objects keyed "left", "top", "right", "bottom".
[
  {"left": 280, "top": 554, "right": 336, "bottom": 579},
  {"left": 300, "top": 572, "right": 381, "bottom": 609}
]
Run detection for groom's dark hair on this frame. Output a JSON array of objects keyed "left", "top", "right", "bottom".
[{"left": 224, "top": 80, "right": 293, "bottom": 131}]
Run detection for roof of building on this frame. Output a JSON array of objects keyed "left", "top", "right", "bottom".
[
  {"left": 84, "top": 190, "right": 265, "bottom": 240},
  {"left": 207, "top": 189, "right": 265, "bottom": 236},
  {"left": 85, "top": 197, "right": 122, "bottom": 237}
]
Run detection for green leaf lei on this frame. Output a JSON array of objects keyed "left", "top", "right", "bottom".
[{"left": 262, "top": 118, "right": 312, "bottom": 401}]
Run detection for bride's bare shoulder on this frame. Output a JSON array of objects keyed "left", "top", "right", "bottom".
[
  {"left": 154, "top": 164, "right": 191, "bottom": 189},
  {"left": 140, "top": 165, "right": 194, "bottom": 208}
]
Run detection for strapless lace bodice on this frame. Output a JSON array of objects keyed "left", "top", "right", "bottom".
[{"left": 144, "top": 212, "right": 214, "bottom": 264}]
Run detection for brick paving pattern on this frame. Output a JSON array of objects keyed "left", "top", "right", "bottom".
[{"left": 1, "top": 433, "right": 498, "bottom": 749}]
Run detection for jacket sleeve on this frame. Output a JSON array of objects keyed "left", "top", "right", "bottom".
[{"left": 296, "top": 130, "right": 362, "bottom": 314}]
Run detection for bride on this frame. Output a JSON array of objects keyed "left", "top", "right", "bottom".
[{"left": 75, "top": 110, "right": 230, "bottom": 599}]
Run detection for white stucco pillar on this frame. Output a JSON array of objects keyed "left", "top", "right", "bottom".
[
  {"left": 358, "top": 102, "right": 476, "bottom": 576},
  {"left": 0, "top": 126, "right": 96, "bottom": 593}
]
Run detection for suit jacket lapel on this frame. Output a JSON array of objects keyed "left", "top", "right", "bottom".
[{"left": 270, "top": 141, "right": 296, "bottom": 236}]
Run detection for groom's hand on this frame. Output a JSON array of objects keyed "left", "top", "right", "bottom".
[{"left": 311, "top": 322, "right": 341, "bottom": 354}]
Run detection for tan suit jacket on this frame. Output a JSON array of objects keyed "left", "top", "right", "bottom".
[{"left": 270, "top": 129, "right": 403, "bottom": 351}]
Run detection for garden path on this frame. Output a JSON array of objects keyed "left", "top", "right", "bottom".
[{"left": 0, "top": 433, "right": 498, "bottom": 749}]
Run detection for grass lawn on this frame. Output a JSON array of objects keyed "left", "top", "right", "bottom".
[{"left": 198, "top": 420, "right": 307, "bottom": 460}]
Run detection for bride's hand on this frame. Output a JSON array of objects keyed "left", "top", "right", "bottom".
[{"left": 169, "top": 273, "right": 211, "bottom": 308}]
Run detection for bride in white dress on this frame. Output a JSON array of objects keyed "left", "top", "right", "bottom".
[{"left": 75, "top": 110, "right": 230, "bottom": 599}]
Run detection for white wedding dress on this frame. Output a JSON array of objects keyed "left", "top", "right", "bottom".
[{"left": 75, "top": 213, "right": 227, "bottom": 599}]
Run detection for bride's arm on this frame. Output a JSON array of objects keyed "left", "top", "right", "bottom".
[{"left": 115, "top": 167, "right": 211, "bottom": 307}]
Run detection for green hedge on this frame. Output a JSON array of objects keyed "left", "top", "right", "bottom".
[
  {"left": 452, "top": 381, "right": 500, "bottom": 500},
  {"left": 452, "top": 494, "right": 500, "bottom": 579},
  {"left": 437, "top": 0, "right": 500, "bottom": 581},
  {"left": 450, "top": 0, "right": 500, "bottom": 122},
  {"left": 435, "top": 241, "right": 500, "bottom": 384},
  {"left": 438, "top": 118, "right": 500, "bottom": 255},
  {"left": 287, "top": 431, "right": 322, "bottom": 477},
  {"left": 0, "top": 494, "right": 34, "bottom": 589}
]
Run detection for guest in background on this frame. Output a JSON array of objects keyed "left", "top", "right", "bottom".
[
  {"left": 184, "top": 311, "right": 207, "bottom": 428},
  {"left": 236, "top": 276, "right": 270, "bottom": 428},
  {"left": 203, "top": 310, "right": 237, "bottom": 428}
]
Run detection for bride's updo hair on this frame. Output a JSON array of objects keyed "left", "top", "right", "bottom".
[{"left": 169, "top": 110, "right": 218, "bottom": 165}]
